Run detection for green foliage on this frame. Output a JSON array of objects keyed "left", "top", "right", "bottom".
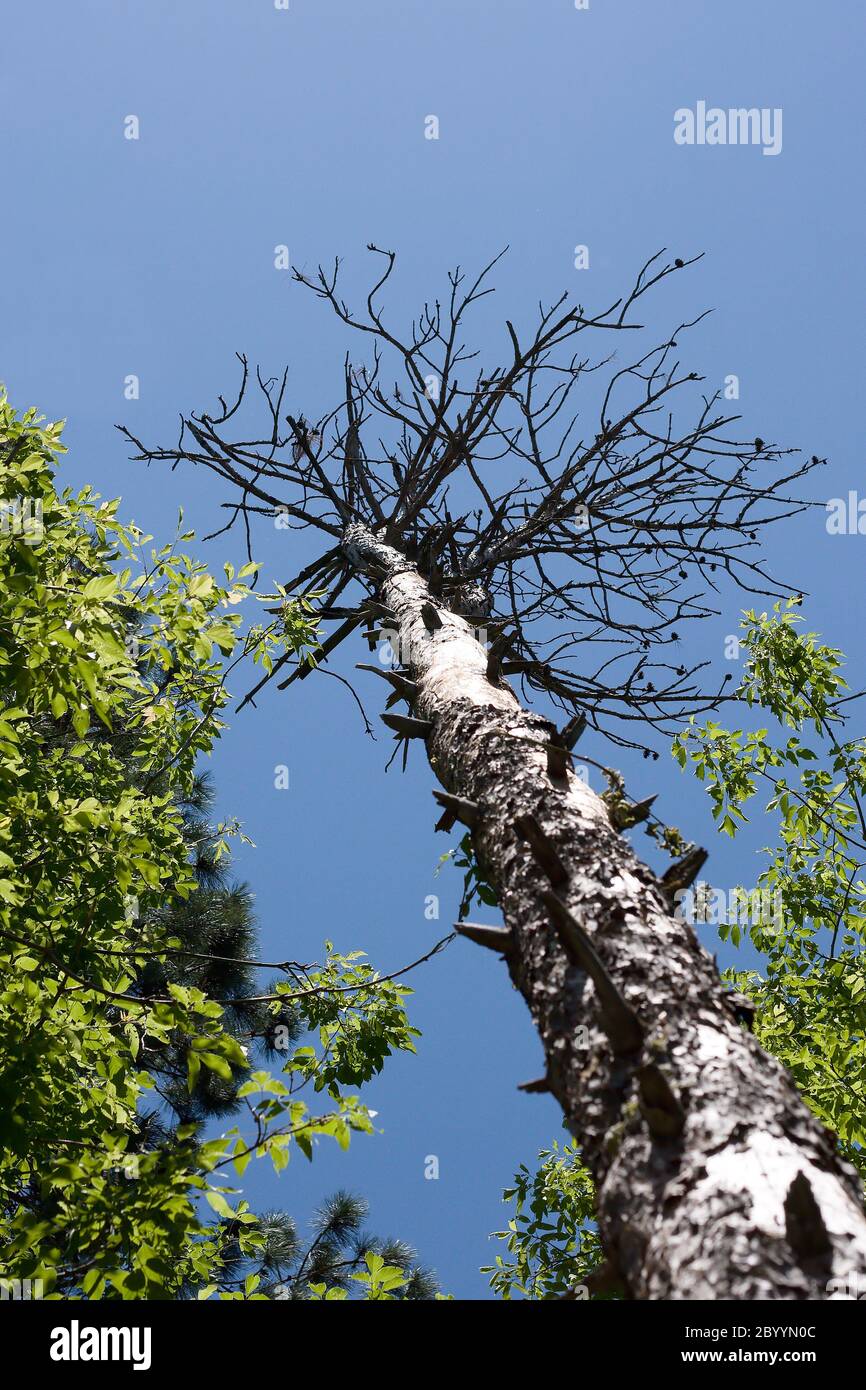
[
  {"left": 673, "top": 600, "right": 866, "bottom": 1174},
  {"left": 481, "top": 1141, "right": 600, "bottom": 1299},
  {"left": 0, "top": 393, "right": 424, "bottom": 1298},
  {"left": 199, "top": 1196, "right": 439, "bottom": 1302},
  {"left": 437, "top": 832, "right": 498, "bottom": 919},
  {"left": 271, "top": 944, "right": 420, "bottom": 1096}
]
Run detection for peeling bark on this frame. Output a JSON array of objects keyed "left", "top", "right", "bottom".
[{"left": 345, "top": 523, "right": 866, "bottom": 1301}]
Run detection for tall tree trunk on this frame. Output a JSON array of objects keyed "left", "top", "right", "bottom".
[{"left": 346, "top": 525, "right": 866, "bottom": 1300}]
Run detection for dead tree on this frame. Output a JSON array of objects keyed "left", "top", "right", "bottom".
[{"left": 122, "top": 248, "right": 866, "bottom": 1299}]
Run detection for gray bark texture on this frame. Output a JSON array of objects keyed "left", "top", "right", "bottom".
[{"left": 346, "top": 524, "right": 866, "bottom": 1301}]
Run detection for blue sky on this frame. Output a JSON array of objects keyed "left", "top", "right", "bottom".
[{"left": 2, "top": 0, "right": 865, "bottom": 1297}]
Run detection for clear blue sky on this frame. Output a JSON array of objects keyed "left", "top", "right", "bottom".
[{"left": 2, "top": 0, "right": 864, "bottom": 1297}]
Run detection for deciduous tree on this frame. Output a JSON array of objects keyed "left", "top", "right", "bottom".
[{"left": 0, "top": 393, "right": 429, "bottom": 1299}]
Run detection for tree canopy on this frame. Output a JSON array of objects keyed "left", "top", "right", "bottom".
[{"left": 0, "top": 392, "right": 431, "bottom": 1300}]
